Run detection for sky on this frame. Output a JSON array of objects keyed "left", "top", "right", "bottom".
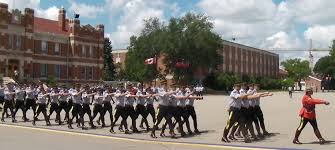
[{"left": 1, "top": 0, "right": 335, "bottom": 62}]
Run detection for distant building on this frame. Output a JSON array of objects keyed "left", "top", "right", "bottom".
[
  {"left": 305, "top": 76, "right": 322, "bottom": 92},
  {"left": 0, "top": 3, "right": 104, "bottom": 84},
  {"left": 218, "top": 40, "right": 279, "bottom": 77},
  {"left": 112, "top": 49, "right": 128, "bottom": 70}
]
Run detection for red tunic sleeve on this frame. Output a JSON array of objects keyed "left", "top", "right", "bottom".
[{"left": 299, "top": 95, "right": 325, "bottom": 119}]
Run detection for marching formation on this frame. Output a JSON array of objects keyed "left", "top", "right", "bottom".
[
  {"left": 221, "top": 83, "right": 273, "bottom": 143},
  {"left": 0, "top": 81, "right": 331, "bottom": 145},
  {"left": 0, "top": 82, "right": 203, "bottom": 139}
]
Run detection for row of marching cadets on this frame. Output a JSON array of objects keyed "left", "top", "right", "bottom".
[
  {"left": 0, "top": 82, "right": 204, "bottom": 138},
  {"left": 221, "top": 83, "right": 273, "bottom": 143}
]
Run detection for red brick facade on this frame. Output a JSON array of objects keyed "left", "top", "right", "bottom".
[
  {"left": 218, "top": 40, "right": 279, "bottom": 77},
  {"left": 0, "top": 3, "right": 104, "bottom": 84}
]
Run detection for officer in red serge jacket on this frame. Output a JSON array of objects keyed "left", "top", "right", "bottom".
[{"left": 293, "top": 87, "right": 330, "bottom": 145}]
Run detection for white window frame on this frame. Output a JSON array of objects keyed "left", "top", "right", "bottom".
[
  {"left": 41, "top": 41, "right": 48, "bottom": 54},
  {"left": 54, "top": 43, "right": 60, "bottom": 55},
  {"left": 40, "top": 64, "right": 48, "bottom": 78},
  {"left": 55, "top": 65, "right": 61, "bottom": 79}
]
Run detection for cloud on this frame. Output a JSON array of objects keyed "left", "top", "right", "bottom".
[
  {"left": 304, "top": 25, "right": 335, "bottom": 48},
  {"left": 68, "top": 0, "right": 104, "bottom": 19},
  {"left": 0, "top": 0, "right": 59, "bottom": 20},
  {"left": 106, "top": 0, "right": 167, "bottom": 49}
]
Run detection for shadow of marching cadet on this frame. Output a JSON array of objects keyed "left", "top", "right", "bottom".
[{"left": 303, "top": 140, "right": 335, "bottom": 145}]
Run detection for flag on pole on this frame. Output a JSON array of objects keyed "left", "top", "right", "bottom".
[{"left": 144, "top": 58, "right": 156, "bottom": 65}]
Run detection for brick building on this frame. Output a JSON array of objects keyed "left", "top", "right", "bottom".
[
  {"left": 0, "top": 3, "right": 104, "bottom": 84},
  {"left": 111, "top": 40, "right": 279, "bottom": 84},
  {"left": 218, "top": 40, "right": 279, "bottom": 77}
]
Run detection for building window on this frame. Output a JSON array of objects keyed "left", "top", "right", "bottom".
[
  {"left": 55, "top": 65, "right": 61, "bottom": 79},
  {"left": 40, "top": 64, "right": 48, "bottom": 78},
  {"left": 81, "top": 66, "right": 86, "bottom": 79},
  {"left": 16, "top": 36, "right": 21, "bottom": 49},
  {"left": 54, "top": 43, "right": 60, "bottom": 55},
  {"left": 41, "top": 41, "right": 48, "bottom": 54},
  {"left": 82, "top": 45, "right": 86, "bottom": 57},
  {"left": 8, "top": 34, "right": 14, "bottom": 49},
  {"left": 89, "top": 46, "right": 93, "bottom": 57},
  {"left": 86, "top": 66, "right": 93, "bottom": 80}
]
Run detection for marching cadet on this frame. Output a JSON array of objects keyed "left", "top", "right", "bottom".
[
  {"left": 0, "top": 84, "right": 4, "bottom": 109},
  {"left": 253, "top": 84, "right": 270, "bottom": 136},
  {"left": 135, "top": 84, "right": 150, "bottom": 132},
  {"left": 33, "top": 88, "right": 51, "bottom": 126},
  {"left": 25, "top": 84, "right": 37, "bottom": 121},
  {"left": 293, "top": 87, "right": 329, "bottom": 145},
  {"left": 177, "top": 87, "right": 192, "bottom": 135},
  {"left": 139, "top": 87, "right": 156, "bottom": 129},
  {"left": 110, "top": 84, "right": 130, "bottom": 134},
  {"left": 123, "top": 84, "right": 140, "bottom": 133},
  {"left": 100, "top": 86, "right": 115, "bottom": 127},
  {"left": 161, "top": 87, "right": 186, "bottom": 137},
  {"left": 185, "top": 87, "right": 202, "bottom": 134},
  {"left": 247, "top": 84, "right": 263, "bottom": 138},
  {"left": 58, "top": 86, "right": 70, "bottom": 125},
  {"left": 13, "top": 84, "right": 28, "bottom": 122},
  {"left": 92, "top": 87, "right": 105, "bottom": 128},
  {"left": 81, "top": 85, "right": 96, "bottom": 129},
  {"left": 221, "top": 83, "right": 261, "bottom": 143},
  {"left": 48, "top": 87, "right": 60, "bottom": 124},
  {"left": 1, "top": 83, "right": 16, "bottom": 122},
  {"left": 68, "top": 84, "right": 85, "bottom": 130},
  {"left": 150, "top": 85, "right": 176, "bottom": 138}
]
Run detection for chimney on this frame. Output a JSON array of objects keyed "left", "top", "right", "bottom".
[{"left": 58, "top": 7, "right": 66, "bottom": 31}]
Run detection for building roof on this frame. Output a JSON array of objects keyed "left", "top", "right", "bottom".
[
  {"left": 308, "top": 75, "right": 322, "bottom": 82},
  {"left": 34, "top": 17, "right": 70, "bottom": 36}
]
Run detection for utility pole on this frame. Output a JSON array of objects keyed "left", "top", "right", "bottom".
[{"left": 309, "top": 39, "right": 314, "bottom": 73}]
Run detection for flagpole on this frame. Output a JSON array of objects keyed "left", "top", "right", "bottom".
[{"left": 154, "top": 54, "right": 157, "bottom": 87}]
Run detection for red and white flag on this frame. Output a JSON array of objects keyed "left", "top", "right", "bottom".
[{"left": 144, "top": 58, "right": 156, "bottom": 65}]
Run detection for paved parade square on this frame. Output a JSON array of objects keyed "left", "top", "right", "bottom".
[{"left": 1, "top": 91, "right": 334, "bottom": 150}]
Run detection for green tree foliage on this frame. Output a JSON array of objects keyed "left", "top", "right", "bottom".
[
  {"left": 125, "top": 13, "right": 223, "bottom": 84},
  {"left": 125, "top": 18, "right": 163, "bottom": 82},
  {"left": 163, "top": 13, "right": 223, "bottom": 84},
  {"left": 103, "top": 38, "right": 116, "bottom": 81},
  {"left": 46, "top": 76, "right": 56, "bottom": 87},
  {"left": 314, "top": 40, "right": 335, "bottom": 77},
  {"left": 281, "top": 58, "right": 311, "bottom": 90}
]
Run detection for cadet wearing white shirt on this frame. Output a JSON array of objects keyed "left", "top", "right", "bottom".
[
  {"left": 100, "top": 87, "right": 114, "bottom": 127},
  {"left": 110, "top": 85, "right": 129, "bottom": 134},
  {"left": 1, "top": 83, "right": 16, "bottom": 122},
  {"left": 150, "top": 86, "right": 176, "bottom": 138},
  {"left": 81, "top": 85, "right": 96, "bottom": 129},
  {"left": 135, "top": 86, "right": 150, "bottom": 131},
  {"left": 58, "top": 87, "right": 70, "bottom": 124},
  {"left": 0, "top": 84, "right": 5, "bottom": 109},
  {"left": 13, "top": 85, "right": 27, "bottom": 122},
  {"left": 140, "top": 87, "right": 156, "bottom": 129},
  {"left": 92, "top": 88, "right": 105, "bottom": 128},
  {"left": 48, "top": 88, "right": 60, "bottom": 124},
  {"left": 32, "top": 88, "right": 51, "bottom": 126},
  {"left": 185, "top": 87, "right": 201, "bottom": 134},
  {"left": 68, "top": 85, "right": 86, "bottom": 130},
  {"left": 25, "top": 85, "right": 37, "bottom": 120}
]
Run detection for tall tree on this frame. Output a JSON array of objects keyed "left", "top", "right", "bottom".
[
  {"left": 125, "top": 18, "right": 163, "bottom": 82},
  {"left": 314, "top": 40, "right": 335, "bottom": 77},
  {"left": 162, "top": 13, "right": 223, "bottom": 84},
  {"left": 281, "top": 58, "right": 311, "bottom": 90},
  {"left": 103, "top": 38, "right": 116, "bottom": 81}
]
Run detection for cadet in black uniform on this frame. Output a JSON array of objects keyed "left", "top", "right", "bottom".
[
  {"left": 110, "top": 84, "right": 129, "bottom": 134},
  {"left": 150, "top": 85, "right": 176, "bottom": 138},
  {"left": 139, "top": 87, "right": 156, "bottom": 129},
  {"left": 92, "top": 87, "right": 105, "bottom": 128},
  {"left": 24, "top": 84, "right": 37, "bottom": 121},
  {"left": 68, "top": 85, "right": 85, "bottom": 129},
  {"left": 100, "top": 86, "right": 115, "bottom": 127},
  {"left": 33, "top": 88, "right": 51, "bottom": 126},
  {"left": 1, "top": 83, "right": 16, "bottom": 122},
  {"left": 81, "top": 85, "right": 96, "bottom": 129},
  {"left": 58, "top": 86, "right": 70, "bottom": 125},
  {"left": 48, "top": 87, "right": 60, "bottom": 124},
  {"left": 13, "top": 85, "right": 28, "bottom": 122}
]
